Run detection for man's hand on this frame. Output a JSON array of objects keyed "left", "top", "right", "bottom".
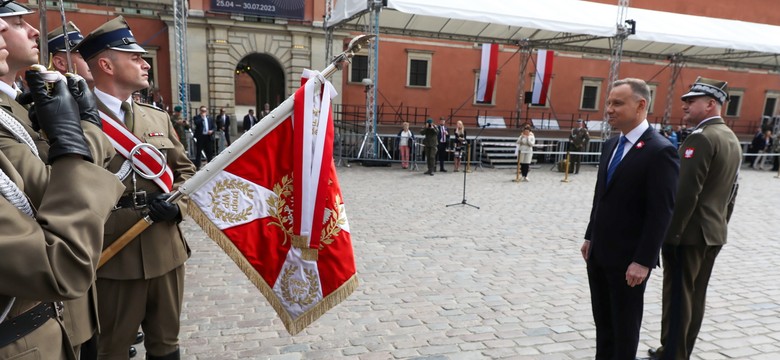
[
  {"left": 147, "top": 193, "right": 180, "bottom": 222},
  {"left": 580, "top": 240, "right": 591, "bottom": 261},
  {"left": 625, "top": 262, "right": 649, "bottom": 287}
]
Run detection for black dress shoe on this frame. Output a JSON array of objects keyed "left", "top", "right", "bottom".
[
  {"left": 134, "top": 332, "right": 144, "bottom": 345},
  {"left": 648, "top": 347, "right": 659, "bottom": 357},
  {"left": 129, "top": 346, "right": 137, "bottom": 358},
  {"left": 440, "top": 169, "right": 447, "bottom": 172}
]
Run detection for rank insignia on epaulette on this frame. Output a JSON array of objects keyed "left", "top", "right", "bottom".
[
  {"left": 147, "top": 132, "right": 165, "bottom": 137},
  {"left": 691, "top": 128, "right": 704, "bottom": 135}
]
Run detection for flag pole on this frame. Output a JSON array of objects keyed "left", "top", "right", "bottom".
[{"left": 98, "top": 34, "right": 374, "bottom": 269}]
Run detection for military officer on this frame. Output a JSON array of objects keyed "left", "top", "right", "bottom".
[
  {"left": 644, "top": 78, "right": 742, "bottom": 360},
  {"left": 420, "top": 118, "right": 438, "bottom": 175},
  {"left": 0, "top": 32, "right": 125, "bottom": 360},
  {"left": 49, "top": 21, "right": 92, "bottom": 85},
  {"left": 568, "top": 119, "right": 590, "bottom": 174},
  {"left": 74, "top": 16, "right": 196, "bottom": 360}
]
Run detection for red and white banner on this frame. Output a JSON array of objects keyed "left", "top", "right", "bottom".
[
  {"left": 100, "top": 110, "right": 174, "bottom": 193},
  {"left": 187, "top": 71, "right": 357, "bottom": 335},
  {"left": 532, "top": 49, "right": 554, "bottom": 106},
  {"left": 476, "top": 43, "right": 499, "bottom": 103}
]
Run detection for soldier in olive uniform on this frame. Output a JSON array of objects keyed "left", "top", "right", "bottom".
[
  {"left": 0, "top": 2, "right": 48, "bottom": 158},
  {"left": 420, "top": 118, "right": 439, "bottom": 175},
  {"left": 171, "top": 105, "right": 189, "bottom": 151},
  {"left": 568, "top": 119, "right": 590, "bottom": 174},
  {"left": 0, "top": 28, "right": 125, "bottom": 360},
  {"left": 645, "top": 78, "right": 742, "bottom": 360},
  {"left": 74, "top": 16, "right": 196, "bottom": 360}
]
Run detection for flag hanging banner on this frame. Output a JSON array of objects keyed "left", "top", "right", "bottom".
[
  {"left": 476, "top": 43, "right": 499, "bottom": 103},
  {"left": 532, "top": 49, "right": 554, "bottom": 106},
  {"left": 187, "top": 71, "right": 357, "bottom": 335}
]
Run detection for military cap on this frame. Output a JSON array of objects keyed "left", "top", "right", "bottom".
[
  {"left": 72, "top": 16, "right": 146, "bottom": 61},
  {"left": 174, "top": 105, "right": 182, "bottom": 112},
  {"left": 0, "top": 1, "right": 34, "bottom": 17},
  {"left": 681, "top": 76, "right": 729, "bottom": 104},
  {"left": 47, "top": 21, "right": 84, "bottom": 53}
]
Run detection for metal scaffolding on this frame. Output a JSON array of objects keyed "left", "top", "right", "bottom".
[
  {"left": 601, "top": 0, "right": 632, "bottom": 140},
  {"left": 173, "top": 0, "right": 190, "bottom": 120}
]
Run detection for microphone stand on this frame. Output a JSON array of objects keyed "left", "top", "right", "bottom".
[{"left": 446, "top": 123, "right": 491, "bottom": 209}]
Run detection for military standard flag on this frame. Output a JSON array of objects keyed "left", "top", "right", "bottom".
[{"left": 186, "top": 70, "right": 357, "bottom": 335}]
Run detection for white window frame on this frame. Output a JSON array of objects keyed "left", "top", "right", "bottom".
[
  {"left": 579, "top": 78, "right": 602, "bottom": 111},
  {"left": 348, "top": 54, "right": 369, "bottom": 84},
  {"left": 406, "top": 50, "right": 433, "bottom": 88},
  {"left": 472, "top": 71, "right": 499, "bottom": 106},
  {"left": 725, "top": 89, "right": 744, "bottom": 117},
  {"left": 647, "top": 83, "right": 657, "bottom": 114},
  {"left": 529, "top": 74, "right": 551, "bottom": 109},
  {"left": 763, "top": 91, "right": 780, "bottom": 117}
]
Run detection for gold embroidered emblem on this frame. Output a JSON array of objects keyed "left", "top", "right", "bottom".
[
  {"left": 209, "top": 179, "right": 254, "bottom": 223},
  {"left": 280, "top": 265, "right": 319, "bottom": 306},
  {"left": 320, "top": 194, "right": 346, "bottom": 250},
  {"left": 267, "top": 174, "right": 294, "bottom": 245}
]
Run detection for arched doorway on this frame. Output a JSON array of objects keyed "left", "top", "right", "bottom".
[{"left": 234, "top": 53, "right": 286, "bottom": 120}]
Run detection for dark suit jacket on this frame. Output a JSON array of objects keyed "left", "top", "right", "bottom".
[
  {"left": 243, "top": 114, "right": 257, "bottom": 132},
  {"left": 585, "top": 126, "right": 679, "bottom": 269},
  {"left": 193, "top": 114, "right": 216, "bottom": 140},
  {"left": 217, "top": 113, "right": 230, "bottom": 130}
]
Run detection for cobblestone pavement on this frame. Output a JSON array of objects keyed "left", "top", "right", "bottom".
[{"left": 152, "top": 164, "right": 778, "bottom": 359}]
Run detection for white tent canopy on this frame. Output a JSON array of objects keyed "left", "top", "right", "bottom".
[{"left": 327, "top": 0, "right": 780, "bottom": 70}]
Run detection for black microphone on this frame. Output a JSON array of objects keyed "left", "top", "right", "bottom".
[{"left": 482, "top": 123, "right": 492, "bottom": 128}]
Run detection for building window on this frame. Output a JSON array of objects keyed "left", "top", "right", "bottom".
[
  {"left": 725, "top": 90, "right": 743, "bottom": 117},
  {"left": 580, "top": 79, "right": 601, "bottom": 110},
  {"left": 406, "top": 50, "right": 432, "bottom": 88},
  {"left": 763, "top": 92, "right": 779, "bottom": 117},
  {"left": 647, "top": 84, "right": 657, "bottom": 114},
  {"left": 349, "top": 55, "right": 368, "bottom": 83}
]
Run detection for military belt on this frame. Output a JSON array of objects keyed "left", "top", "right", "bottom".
[
  {"left": 0, "top": 301, "right": 63, "bottom": 348},
  {"left": 114, "top": 191, "right": 162, "bottom": 210}
]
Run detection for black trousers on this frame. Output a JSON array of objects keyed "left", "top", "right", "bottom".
[
  {"left": 437, "top": 142, "right": 448, "bottom": 170},
  {"left": 195, "top": 135, "right": 214, "bottom": 168},
  {"left": 587, "top": 261, "right": 649, "bottom": 360},
  {"left": 520, "top": 163, "right": 530, "bottom": 177}
]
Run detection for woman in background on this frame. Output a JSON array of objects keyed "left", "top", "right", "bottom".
[
  {"left": 453, "top": 121, "right": 467, "bottom": 172},
  {"left": 516, "top": 125, "right": 536, "bottom": 181},
  {"left": 397, "top": 122, "right": 414, "bottom": 169}
]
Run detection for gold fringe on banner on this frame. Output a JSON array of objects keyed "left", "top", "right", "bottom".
[{"left": 187, "top": 204, "right": 358, "bottom": 335}]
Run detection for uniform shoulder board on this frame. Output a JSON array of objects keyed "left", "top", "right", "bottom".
[
  {"left": 690, "top": 128, "right": 704, "bottom": 135},
  {"left": 136, "top": 102, "right": 164, "bottom": 112}
]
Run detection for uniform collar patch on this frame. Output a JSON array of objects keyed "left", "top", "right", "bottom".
[{"left": 684, "top": 147, "right": 695, "bottom": 159}]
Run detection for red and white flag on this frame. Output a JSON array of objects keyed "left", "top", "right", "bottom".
[
  {"left": 532, "top": 49, "right": 554, "bottom": 106},
  {"left": 187, "top": 70, "right": 357, "bottom": 335},
  {"left": 476, "top": 43, "right": 498, "bottom": 103}
]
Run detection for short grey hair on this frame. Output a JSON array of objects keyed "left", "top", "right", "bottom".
[{"left": 613, "top": 78, "right": 651, "bottom": 103}]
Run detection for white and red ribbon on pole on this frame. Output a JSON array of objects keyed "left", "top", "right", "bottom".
[
  {"left": 476, "top": 43, "right": 499, "bottom": 103},
  {"left": 99, "top": 110, "right": 174, "bottom": 193},
  {"left": 532, "top": 49, "right": 555, "bottom": 106}
]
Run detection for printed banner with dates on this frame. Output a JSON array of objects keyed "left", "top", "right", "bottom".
[{"left": 211, "top": 0, "right": 304, "bottom": 19}]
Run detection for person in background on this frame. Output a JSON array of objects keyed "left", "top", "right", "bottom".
[
  {"left": 515, "top": 125, "right": 535, "bottom": 181},
  {"left": 242, "top": 109, "right": 257, "bottom": 133},
  {"left": 751, "top": 129, "right": 772, "bottom": 169},
  {"left": 452, "top": 120, "right": 467, "bottom": 172},
  {"left": 569, "top": 119, "right": 590, "bottom": 174},
  {"left": 436, "top": 117, "right": 449, "bottom": 172},
  {"left": 171, "top": 105, "right": 189, "bottom": 151},
  {"left": 216, "top": 106, "right": 231, "bottom": 145},
  {"left": 193, "top": 105, "right": 216, "bottom": 169},
  {"left": 420, "top": 118, "right": 438, "bottom": 176},
  {"left": 397, "top": 121, "right": 414, "bottom": 169}
]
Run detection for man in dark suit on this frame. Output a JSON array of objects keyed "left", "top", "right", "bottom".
[
  {"left": 581, "top": 78, "right": 679, "bottom": 360},
  {"left": 242, "top": 109, "right": 257, "bottom": 133},
  {"left": 193, "top": 105, "right": 216, "bottom": 168},
  {"left": 436, "top": 117, "right": 449, "bottom": 172},
  {"left": 216, "top": 107, "right": 231, "bottom": 145},
  {"left": 645, "top": 78, "right": 742, "bottom": 360}
]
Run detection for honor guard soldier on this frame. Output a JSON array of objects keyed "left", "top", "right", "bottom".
[
  {"left": 48, "top": 20, "right": 124, "bottom": 360},
  {"left": 74, "top": 16, "right": 196, "bottom": 360},
  {"left": 0, "top": 16, "right": 125, "bottom": 360},
  {"left": 0, "top": 1, "right": 48, "bottom": 159},
  {"left": 568, "top": 119, "right": 590, "bottom": 174}
]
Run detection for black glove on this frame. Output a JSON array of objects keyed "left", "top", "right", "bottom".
[
  {"left": 16, "top": 91, "right": 32, "bottom": 106},
  {"left": 25, "top": 69, "right": 93, "bottom": 163},
  {"left": 147, "top": 193, "right": 181, "bottom": 223},
  {"left": 66, "top": 74, "right": 102, "bottom": 129}
]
